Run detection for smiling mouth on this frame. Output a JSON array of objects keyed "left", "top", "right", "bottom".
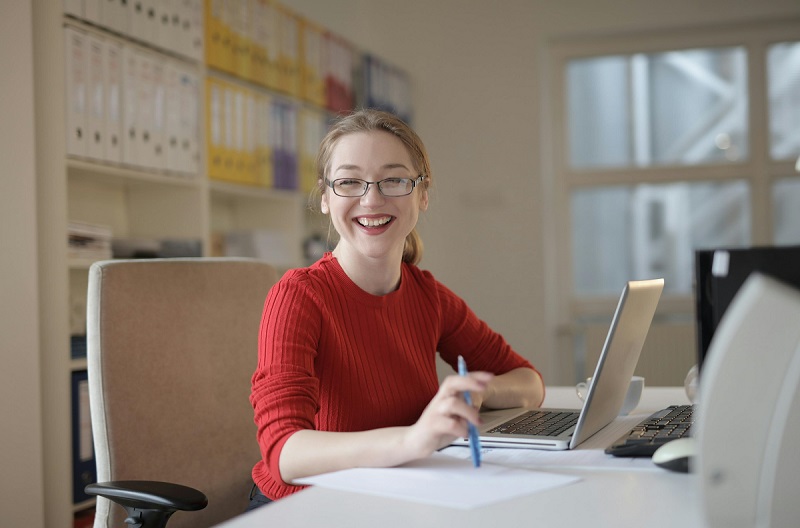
[{"left": 356, "top": 216, "right": 393, "bottom": 228}]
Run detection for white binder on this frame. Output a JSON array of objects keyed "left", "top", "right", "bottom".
[
  {"left": 150, "top": 56, "right": 166, "bottom": 170},
  {"left": 141, "top": 0, "right": 160, "bottom": 46},
  {"left": 128, "top": 0, "right": 148, "bottom": 44},
  {"left": 102, "top": 0, "right": 129, "bottom": 36},
  {"left": 168, "top": 0, "right": 188, "bottom": 57},
  {"left": 83, "top": 0, "right": 101, "bottom": 25},
  {"left": 163, "top": 62, "right": 182, "bottom": 173},
  {"left": 63, "top": 0, "right": 84, "bottom": 19},
  {"left": 155, "top": 0, "right": 174, "bottom": 53},
  {"left": 179, "top": 70, "right": 200, "bottom": 174},
  {"left": 85, "top": 34, "right": 106, "bottom": 161},
  {"left": 185, "top": 0, "right": 204, "bottom": 62},
  {"left": 103, "top": 40, "right": 123, "bottom": 164},
  {"left": 121, "top": 46, "right": 139, "bottom": 167},
  {"left": 135, "top": 51, "right": 156, "bottom": 169},
  {"left": 65, "top": 27, "right": 88, "bottom": 158}
]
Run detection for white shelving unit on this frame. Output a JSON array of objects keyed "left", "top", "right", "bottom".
[{"left": 32, "top": 3, "right": 312, "bottom": 527}]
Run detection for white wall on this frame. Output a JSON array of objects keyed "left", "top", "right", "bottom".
[
  {"left": 0, "top": 1, "right": 45, "bottom": 527},
  {"left": 284, "top": 0, "right": 800, "bottom": 383}
]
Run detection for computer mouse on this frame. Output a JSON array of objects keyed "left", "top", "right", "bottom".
[{"left": 652, "top": 437, "right": 695, "bottom": 473}]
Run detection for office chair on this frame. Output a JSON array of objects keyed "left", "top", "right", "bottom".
[{"left": 85, "top": 258, "right": 279, "bottom": 528}]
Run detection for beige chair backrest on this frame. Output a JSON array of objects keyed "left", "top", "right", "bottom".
[{"left": 87, "top": 258, "right": 278, "bottom": 528}]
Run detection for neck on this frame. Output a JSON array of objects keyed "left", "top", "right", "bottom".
[{"left": 332, "top": 246, "right": 403, "bottom": 296}]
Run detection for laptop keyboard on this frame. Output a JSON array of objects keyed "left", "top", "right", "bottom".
[
  {"left": 488, "top": 410, "right": 580, "bottom": 437},
  {"left": 605, "top": 404, "right": 695, "bottom": 457}
]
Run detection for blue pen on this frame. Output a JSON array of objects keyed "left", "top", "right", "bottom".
[{"left": 457, "top": 355, "right": 482, "bottom": 468}]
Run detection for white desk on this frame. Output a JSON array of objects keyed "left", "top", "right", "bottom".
[{"left": 217, "top": 387, "right": 702, "bottom": 528}]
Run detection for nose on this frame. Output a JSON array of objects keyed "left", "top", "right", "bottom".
[{"left": 360, "top": 181, "right": 385, "bottom": 204}]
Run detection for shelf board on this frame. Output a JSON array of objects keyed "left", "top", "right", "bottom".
[
  {"left": 73, "top": 497, "right": 96, "bottom": 513},
  {"left": 70, "top": 357, "right": 88, "bottom": 371},
  {"left": 69, "top": 258, "right": 109, "bottom": 270},
  {"left": 209, "top": 180, "right": 306, "bottom": 203},
  {"left": 67, "top": 158, "right": 202, "bottom": 189}
]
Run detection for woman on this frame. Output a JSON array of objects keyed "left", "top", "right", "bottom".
[{"left": 249, "top": 109, "right": 545, "bottom": 506}]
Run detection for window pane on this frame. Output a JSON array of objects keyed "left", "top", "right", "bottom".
[
  {"left": 571, "top": 181, "right": 751, "bottom": 295},
  {"left": 773, "top": 178, "right": 800, "bottom": 245},
  {"left": 768, "top": 41, "right": 800, "bottom": 161},
  {"left": 567, "top": 56, "right": 632, "bottom": 168},
  {"left": 567, "top": 47, "right": 748, "bottom": 170}
]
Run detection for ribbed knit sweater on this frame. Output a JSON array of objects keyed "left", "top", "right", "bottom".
[{"left": 250, "top": 253, "right": 537, "bottom": 499}]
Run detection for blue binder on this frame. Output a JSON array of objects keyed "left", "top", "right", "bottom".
[{"left": 71, "top": 369, "right": 96, "bottom": 504}]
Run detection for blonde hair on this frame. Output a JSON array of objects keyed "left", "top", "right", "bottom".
[{"left": 314, "top": 109, "right": 431, "bottom": 265}]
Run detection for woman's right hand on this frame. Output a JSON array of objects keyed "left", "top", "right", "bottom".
[{"left": 402, "top": 371, "right": 493, "bottom": 460}]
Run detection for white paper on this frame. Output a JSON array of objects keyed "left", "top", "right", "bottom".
[{"left": 296, "top": 452, "right": 581, "bottom": 509}]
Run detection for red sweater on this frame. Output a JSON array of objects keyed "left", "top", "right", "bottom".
[{"left": 250, "top": 253, "right": 537, "bottom": 499}]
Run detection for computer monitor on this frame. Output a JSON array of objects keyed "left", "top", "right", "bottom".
[{"left": 694, "top": 245, "right": 800, "bottom": 371}]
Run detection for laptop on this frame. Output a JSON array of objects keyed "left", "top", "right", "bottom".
[{"left": 453, "top": 278, "right": 664, "bottom": 451}]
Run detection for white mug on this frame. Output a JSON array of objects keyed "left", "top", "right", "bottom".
[
  {"left": 575, "top": 375, "right": 645, "bottom": 415},
  {"left": 684, "top": 364, "right": 698, "bottom": 403}
]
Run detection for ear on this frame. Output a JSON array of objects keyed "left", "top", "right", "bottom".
[
  {"left": 418, "top": 189, "right": 429, "bottom": 212},
  {"left": 320, "top": 192, "right": 330, "bottom": 215}
]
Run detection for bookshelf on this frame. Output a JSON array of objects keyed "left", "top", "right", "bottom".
[{"left": 32, "top": 1, "right": 411, "bottom": 526}]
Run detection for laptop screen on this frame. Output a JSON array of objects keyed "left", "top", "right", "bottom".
[{"left": 694, "top": 245, "right": 800, "bottom": 371}]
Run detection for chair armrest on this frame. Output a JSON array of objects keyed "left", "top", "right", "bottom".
[{"left": 86, "top": 480, "right": 207, "bottom": 528}]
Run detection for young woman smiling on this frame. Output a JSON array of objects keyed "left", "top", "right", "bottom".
[{"left": 248, "top": 109, "right": 545, "bottom": 507}]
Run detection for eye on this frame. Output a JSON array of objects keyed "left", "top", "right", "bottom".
[
  {"left": 336, "top": 179, "right": 363, "bottom": 187},
  {"left": 377, "top": 178, "right": 415, "bottom": 196},
  {"left": 384, "top": 178, "right": 406, "bottom": 185}
]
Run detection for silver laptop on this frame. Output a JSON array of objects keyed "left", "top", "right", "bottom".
[{"left": 453, "top": 278, "right": 664, "bottom": 451}]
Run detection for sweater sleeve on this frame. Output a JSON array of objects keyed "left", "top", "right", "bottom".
[
  {"left": 435, "top": 281, "right": 537, "bottom": 377},
  {"left": 250, "top": 274, "right": 322, "bottom": 487}
]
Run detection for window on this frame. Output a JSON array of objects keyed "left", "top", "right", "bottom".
[
  {"left": 557, "top": 31, "right": 800, "bottom": 298},
  {"left": 768, "top": 42, "right": 800, "bottom": 162},
  {"left": 548, "top": 21, "right": 800, "bottom": 383},
  {"left": 773, "top": 178, "right": 800, "bottom": 245},
  {"left": 571, "top": 181, "right": 750, "bottom": 295},
  {"left": 568, "top": 47, "right": 748, "bottom": 170}
]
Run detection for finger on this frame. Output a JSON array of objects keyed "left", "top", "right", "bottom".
[
  {"left": 440, "top": 372, "right": 493, "bottom": 395},
  {"left": 437, "top": 393, "right": 482, "bottom": 426},
  {"left": 438, "top": 415, "right": 469, "bottom": 439}
]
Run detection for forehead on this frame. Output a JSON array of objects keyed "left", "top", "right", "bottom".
[{"left": 330, "top": 130, "right": 413, "bottom": 170}]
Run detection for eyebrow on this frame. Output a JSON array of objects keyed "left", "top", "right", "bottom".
[{"left": 334, "top": 163, "right": 411, "bottom": 173}]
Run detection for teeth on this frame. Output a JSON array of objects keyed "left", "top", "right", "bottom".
[{"left": 357, "top": 216, "right": 391, "bottom": 227}]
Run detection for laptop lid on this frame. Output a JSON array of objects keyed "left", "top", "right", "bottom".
[
  {"left": 467, "top": 278, "right": 664, "bottom": 450},
  {"left": 569, "top": 278, "right": 664, "bottom": 448}
]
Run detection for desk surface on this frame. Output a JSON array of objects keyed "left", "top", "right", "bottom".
[{"left": 217, "top": 386, "right": 702, "bottom": 528}]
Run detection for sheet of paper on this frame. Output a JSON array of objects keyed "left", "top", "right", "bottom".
[{"left": 295, "top": 452, "right": 581, "bottom": 509}]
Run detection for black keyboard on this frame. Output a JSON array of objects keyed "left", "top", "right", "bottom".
[
  {"left": 488, "top": 410, "right": 580, "bottom": 437},
  {"left": 605, "top": 405, "right": 695, "bottom": 457}
]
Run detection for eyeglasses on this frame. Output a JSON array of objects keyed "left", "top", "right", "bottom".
[{"left": 324, "top": 175, "right": 426, "bottom": 197}]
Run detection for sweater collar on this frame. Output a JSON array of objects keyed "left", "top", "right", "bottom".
[{"left": 321, "top": 252, "right": 407, "bottom": 306}]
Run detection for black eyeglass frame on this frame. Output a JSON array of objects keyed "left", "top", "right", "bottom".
[{"left": 324, "top": 175, "right": 426, "bottom": 197}]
